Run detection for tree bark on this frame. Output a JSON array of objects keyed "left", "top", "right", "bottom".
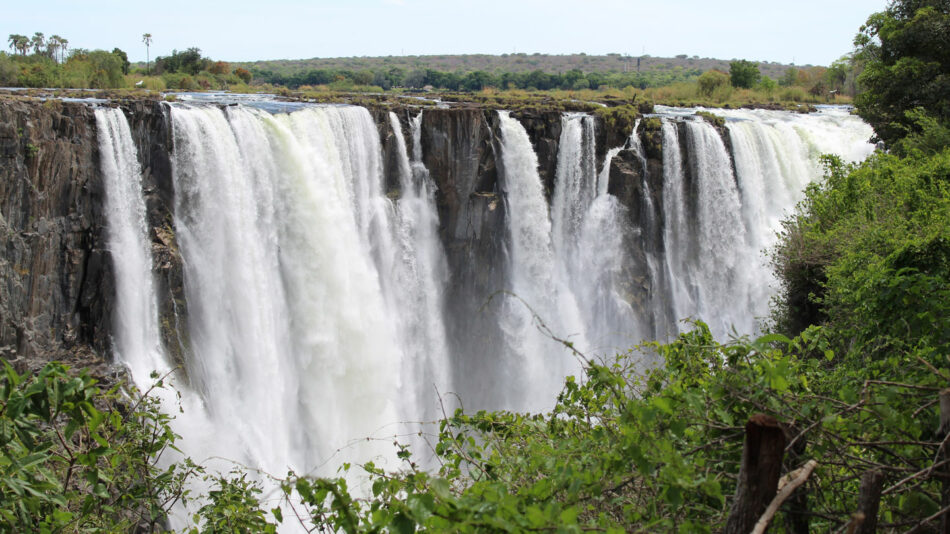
[
  {"left": 725, "top": 414, "right": 786, "bottom": 534},
  {"left": 854, "top": 470, "right": 884, "bottom": 534},
  {"left": 783, "top": 425, "right": 809, "bottom": 534},
  {"left": 939, "top": 389, "right": 950, "bottom": 534}
]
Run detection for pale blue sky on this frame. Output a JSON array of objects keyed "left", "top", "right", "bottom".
[{"left": 3, "top": 0, "right": 887, "bottom": 66}]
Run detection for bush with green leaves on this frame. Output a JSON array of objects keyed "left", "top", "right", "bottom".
[
  {"left": 773, "top": 147, "right": 950, "bottom": 359},
  {"left": 0, "top": 362, "right": 194, "bottom": 532}
]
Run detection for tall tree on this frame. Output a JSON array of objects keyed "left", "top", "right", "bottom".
[
  {"left": 58, "top": 37, "right": 68, "bottom": 63},
  {"left": 15, "top": 36, "right": 29, "bottom": 56},
  {"left": 30, "top": 32, "right": 44, "bottom": 55},
  {"left": 47, "top": 35, "right": 61, "bottom": 62},
  {"left": 854, "top": 0, "right": 950, "bottom": 145},
  {"left": 7, "top": 34, "right": 22, "bottom": 54},
  {"left": 142, "top": 33, "right": 152, "bottom": 75},
  {"left": 112, "top": 48, "right": 130, "bottom": 74},
  {"left": 8, "top": 34, "right": 28, "bottom": 56}
]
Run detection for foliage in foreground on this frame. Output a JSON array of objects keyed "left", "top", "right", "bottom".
[{"left": 0, "top": 363, "right": 194, "bottom": 532}]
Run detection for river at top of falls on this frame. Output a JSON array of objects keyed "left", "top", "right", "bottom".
[{"left": 98, "top": 100, "right": 874, "bottom": 530}]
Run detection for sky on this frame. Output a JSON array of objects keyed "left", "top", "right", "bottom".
[{"left": 3, "top": 0, "right": 888, "bottom": 67}]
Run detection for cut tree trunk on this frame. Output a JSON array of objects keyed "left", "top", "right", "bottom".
[{"left": 725, "top": 413, "right": 786, "bottom": 534}]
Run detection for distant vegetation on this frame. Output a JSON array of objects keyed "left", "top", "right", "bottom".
[
  {"left": 1, "top": 36, "right": 254, "bottom": 92},
  {"left": 2, "top": 33, "right": 857, "bottom": 108}
]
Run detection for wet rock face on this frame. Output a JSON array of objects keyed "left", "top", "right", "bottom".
[
  {"left": 121, "top": 100, "right": 188, "bottom": 370},
  {"left": 418, "top": 108, "right": 506, "bottom": 396},
  {"left": 510, "top": 110, "right": 562, "bottom": 199},
  {"left": 0, "top": 99, "right": 111, "bottom": 370}
]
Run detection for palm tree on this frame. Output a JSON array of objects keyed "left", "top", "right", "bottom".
[
  {"left": 15, "top": 36, "right": 29, "bottom": 56},
  {"left": 59, "top": 37, "right": 68, "bottom": 63},
  {"left": 142, "top": 33, "right": 152, "bottom": 75},
  {"left": 47, "top": 35, "right": 62, "bottom": 62},
  {"left": 30, "top": 32, "right": 45, "bottom": 55},
  {"left": 8, "top": 34, "right": 25, "bottom": 55}
]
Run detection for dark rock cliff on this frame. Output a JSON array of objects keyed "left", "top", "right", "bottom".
[
  {"left": 417, "top": 108, "right": 507, "bottom": 400},
  {"left": 0, "top": 99, "right": 111, "bottom": 372},
  {"left": 605, "top": 119, "right": 671, "bottom": 339},
  {"left": 119, "top": 99, "right": 188, "bottom": 369}
]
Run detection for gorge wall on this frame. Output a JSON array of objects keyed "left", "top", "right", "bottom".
[{"left": 0, "top": 97, "right": 874, "bottom": 489}]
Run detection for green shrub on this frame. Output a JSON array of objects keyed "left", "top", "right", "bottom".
[
  {"left": 0, "top": 363, "right": 192, "bottom": 531},
  {"left": 697, "top": 69, "right": 729, "bottom": 96}
]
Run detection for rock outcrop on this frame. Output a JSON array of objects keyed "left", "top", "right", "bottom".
[{"left": 0, "top": 99, "right": 111, "bottom": 373}]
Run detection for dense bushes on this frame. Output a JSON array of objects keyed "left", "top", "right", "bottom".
[{"left": 774, "top": 149, "right": 950, "bottom": 359}]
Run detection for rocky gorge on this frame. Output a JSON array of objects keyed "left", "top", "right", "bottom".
[{"left": 0, "top": 95, "right": 874, "bottom": 487}]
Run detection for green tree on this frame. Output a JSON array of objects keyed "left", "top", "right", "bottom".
[
  {"left": 0, "top": 362, "right": 194, "bottom": 531},
  {"left": 780, "top": 67, "right": 799, "bottom": 87},
  {"left": 697, "top": 69, "right": 729, "bottom": 96},
  {"left": 30, "top": 32, "right": 44, "bottom": 55},
  {"left": 56, "top": 36, "right": 68, "bottom": 64},
  {"left": 7, "top": 34, "right": 25, "bottom": 55},
  {"left": 351, "top": 69, "right": 373, "bottom": 85},
  {"left": 87, "top": 49, "right": 125, "bottom": 88},
  {"left": 112, "top": 47, "right": 130, "bottom": 75},
  {"left": 0, "top": 53, "right": 17, "bottom": 85},
  {"left": 9, "top": 34, "right": 29, "bottom": 56},
  {"left": 729, "top": 59, "right": 760, "bottom": 88},
  {"left": 46, "top": 35, "right": 62, "bottom": 63},
  {"left": 854, "top": 0, "right": 950, "bottom": 145}
]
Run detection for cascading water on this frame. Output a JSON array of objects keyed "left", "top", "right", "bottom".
[
  {"left": 170, "top": 104, "right": 409, "bottom": 476},
  {"left": 655, "top": 108, "right": 873, "bottom": 339},
  {"left": 551, "top": 113, "right": 641, "bottom": 354},
  {"left": 551, "top": 113, "right": 598, "bottom": 254},
  {"left": 97, "top": 100, "right": 874, "bottom": 532},
  {"left": 386, "top": 111, "right": 452, "bottom": 423},
  {"left": 685, "top": 119, "right": 751, "bottom": 335},
  {"left": 95, "top": 107, "right": 169, "bottom": 384},
  {"left": 496, "top": 111, "right": 585, "bottom": 411}
]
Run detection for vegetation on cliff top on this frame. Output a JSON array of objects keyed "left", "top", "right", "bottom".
[{"left": 3, "top": 30, "right": 853, "bottom": 110}]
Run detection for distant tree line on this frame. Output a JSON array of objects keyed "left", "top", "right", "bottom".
[
  {"left": 2, "top": 33, "right": 130, "bottom": 89},
  {"left": 1, "top": 37, "right": 252, "bottom": 91},
  {"left": 251, "top": 65, "right": 705, "bottom": 91}
]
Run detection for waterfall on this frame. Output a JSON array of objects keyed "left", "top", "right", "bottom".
[
  {"left": 552, "top": 113, "right": 640, "bottom": 353},
  {"left": 660, "top": 118, "right": 695, "bottom": 337},
  {"left": 170, "top": 104, "right": 407, "bottom": 475},
  {"left": 655, "top": 109, "right": 873, "bottom": 338},
  {"left": 96, "top": 101, "right": 874, "bottom": 527},
  {"left": 551, "top": 113, "right": 597, "bottom": 254},
  {"left": 598, "top": 146, "right": 621, "bottom": 196},
  {"left": 95, "top": 107, "right": 169, "bottom": 384},
  {"left": 387, "top": 111, "right": 452, "bottom": 423},
  {"left": 496, "top": 111, "right": 585, "bottom": 411}
]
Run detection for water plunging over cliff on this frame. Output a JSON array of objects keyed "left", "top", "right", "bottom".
[
  {"left": 96, "top": 107, "right": 169, "bottom": 384},
  {"left": 95, "top": 102, "right": 873, "bottom": 513}
]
